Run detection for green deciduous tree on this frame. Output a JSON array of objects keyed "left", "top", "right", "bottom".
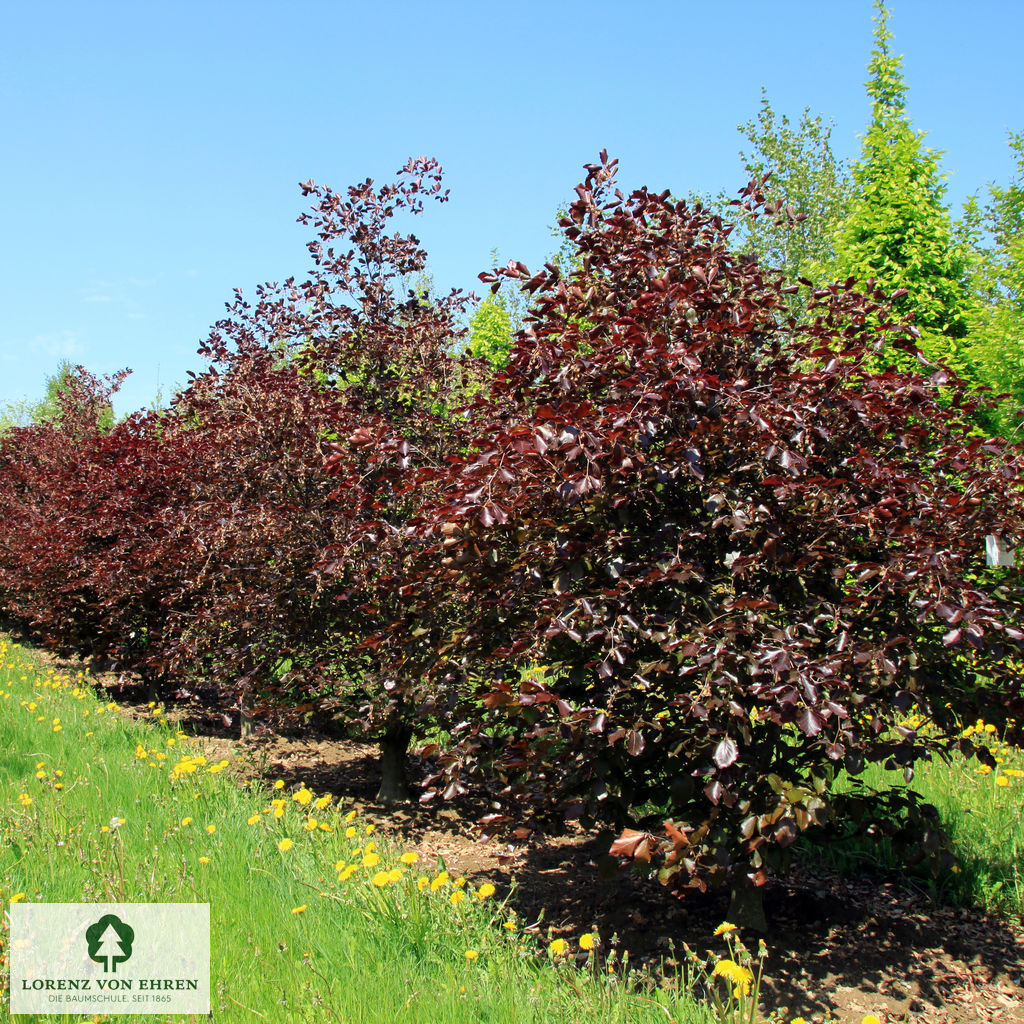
[
  {"left": 712, "top": 90, "right": 853, "bottom": 317},
  {"left": 961, "top": 132, "right": 1024, "bottom": 438},
  {"left": 1, "top": 361, "right": 117, "bottom": 435},
  {"left": 827, "top": 1, "right": 971, "bottom": 376}
]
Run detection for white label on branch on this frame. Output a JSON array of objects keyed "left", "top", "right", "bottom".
[{"left": 985, "top": 534, "right": 1016, "bottom": 568}]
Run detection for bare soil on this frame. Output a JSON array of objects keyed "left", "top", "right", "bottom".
[{"left": 28, "top": 650, "right": 1024, "bottom": 1023}]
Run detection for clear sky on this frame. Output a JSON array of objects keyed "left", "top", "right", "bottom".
[{"left": 3, "top": 1, "right": 1023, "bottom": 417}]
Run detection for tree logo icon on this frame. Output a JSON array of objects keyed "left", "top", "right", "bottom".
[{"left": 85, "top": 914, "right": 135, "bottom": 973}]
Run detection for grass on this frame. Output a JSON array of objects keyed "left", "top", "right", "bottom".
[
  {"left": 0, "top": 637, "right": 716, "bottom": 1024},
  {"left": 801, "top": 714, "right": 1024, "bottom": 920},
  {"left": 4, "top": 633, "right": 1014, "bottom": 1024}
]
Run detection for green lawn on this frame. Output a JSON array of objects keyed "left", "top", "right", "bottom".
[
  {"left": 0, "top": 637, "right": 715, "bottom": 1024},
  {"left": 801, "top": 712, "right": 1024, "bottom": 921}
]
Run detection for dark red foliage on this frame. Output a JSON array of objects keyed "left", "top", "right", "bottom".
[
  {"left": 0, "top": 368, "right": 186, "bottom": 675},
  {"left": 4, "top": 153, "right": 1023, "bottom": 906},
  {"left": 0, "top": 161, "right": 477, "bottom": 777},
  {"left": 151, "top": 157, "right": 477, "bottom": 747},
  {"left": 369, "top": 153, "right": 1024, "bottom": 897}
]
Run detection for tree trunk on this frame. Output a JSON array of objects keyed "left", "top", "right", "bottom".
[
  {"left": 727, "top": 883, "right": 767, "bottom": 933},
  {"left": 377, "top": 724, "right": 412, "bottom": 803},
  {"left": 239, "top": 698, "right": 253, "bottom": 741}
]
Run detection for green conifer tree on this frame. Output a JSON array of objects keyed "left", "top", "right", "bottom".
[
  {"left": 467, "top": 293, "right": 515, "bottom": 369},
  {"left": 829, "top": 0, "right": 971, "bottom": 376}
]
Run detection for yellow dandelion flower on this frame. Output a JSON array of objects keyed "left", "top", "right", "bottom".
[
  {"left": 318, "top": 822, "right": 333, "bottom": 832},
  {"left": 417, "top": 876, "right": 429, "bottom": 891},
  {"left": 181, "top": 817, "right": 193, "bottom": 826},
  {"left": 861, "top": 1016, "right": 883, "bottom": 1024},
  {"left": 273, "top": 779, "right": 285, "bottom": 789},
  {"left": 996, "top": 776, "right": 1009, "bottom": 787},
  {"left": 372, "top": 872, "right": 391, "bottom": 888},
  {"left": 977, "top": 765, "right": 993, "bottom": 775},
  {"left": 314, "top": 795, "right": 332, "bottom": 810},
  {"left": 291, "top": 905, "right": 307, "bottom": 914},
  {"left": 293, "top": 788, "right": 313, "bottom": 806},
  {"left": 35, "top": 770, "right": 46, "bottom": 779},
  {"left": 339, "top": 865, "right": 358, "bottom": 881},
  {"left": 400, "top": 851, "right": 419, "bottom": 865},
  {"left": 985, "top": 724, "right": 997, "bottom": 734},
  {"left": 18, "top": 794, "right": 32, "bottom": 807},
  {"left": 364, "top": 823, "right": 375, "bottom": 834},
  {"left": 712, "top": 959, "right": 753, "bottom": 987},
  {"left": 362, "top": 853, "right": 381, "bottom": 868},
  {"left": 549, "top": 939, "right": 568, "bottom": 956},
  {"left": 579, "top": 934, "right": 595, "bottom": 951},
  {"left": 503, "top": 921, "right": 515, "bottom": 931},
  {"left": 247, "top": 814, "right": 261, "bottom": 825},
  {"left": 345, "top": 826, "right": 358, "bottom": 839},
  {"left": 278, "top": 838, "right": 294, "bottom": 852},
  {"left": 475, "top": 883, "right": 496, "bottom": 900},
  {"left": 365, "top": 841, "right": 376, "bottom": 853},
  {"left": 10, "top": 893, "right": 25, "bottom": 903},
  {"left": 714, "top": 922, "right": 738, "bottom": 936},
  {"left": 430, "top": 872, "right": 449, "bottom": 892},
  {"left": 304, "top": 818, "right": 318, "bottom": 832},
  {"left": 334, "top": 859, "right": 347, "bottom": 872},
  {"left": 198, "top": 856, "right": 211, "bottom": 865},
  {"left": 205, "top": 825, "right": 216, "bottom": 834},
  {"left": 451, "top": 890, "right": 466, "bottom": 906},
  {"left": 345, "top": 809, "right": 357, "bottom": 822},
  {"left": 464, "top": 950, "right": 479, "bottom": 960}
]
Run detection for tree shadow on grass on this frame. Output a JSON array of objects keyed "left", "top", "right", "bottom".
[
  {"left": 227, "top": 728, "right": 1024, "bottom": 1023},
  {"left": 83, "top": 663, "right": 1024, "bottom": 1024}
]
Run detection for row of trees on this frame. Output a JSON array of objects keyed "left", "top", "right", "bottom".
[{"left": 1, "top": 5, "right": 1022, "bottom": 929}]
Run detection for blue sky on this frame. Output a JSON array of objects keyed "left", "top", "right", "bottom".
[{"left": 3, "top": 1, "right": 1023, "bottom": 417}]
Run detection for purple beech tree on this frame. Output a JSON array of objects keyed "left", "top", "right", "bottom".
[
  {"left": 185, "top": 158, "right": 478, "bottom": 799},
  {"left": 366, "top": 153, "right": 1024, "bottom": 926}
]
